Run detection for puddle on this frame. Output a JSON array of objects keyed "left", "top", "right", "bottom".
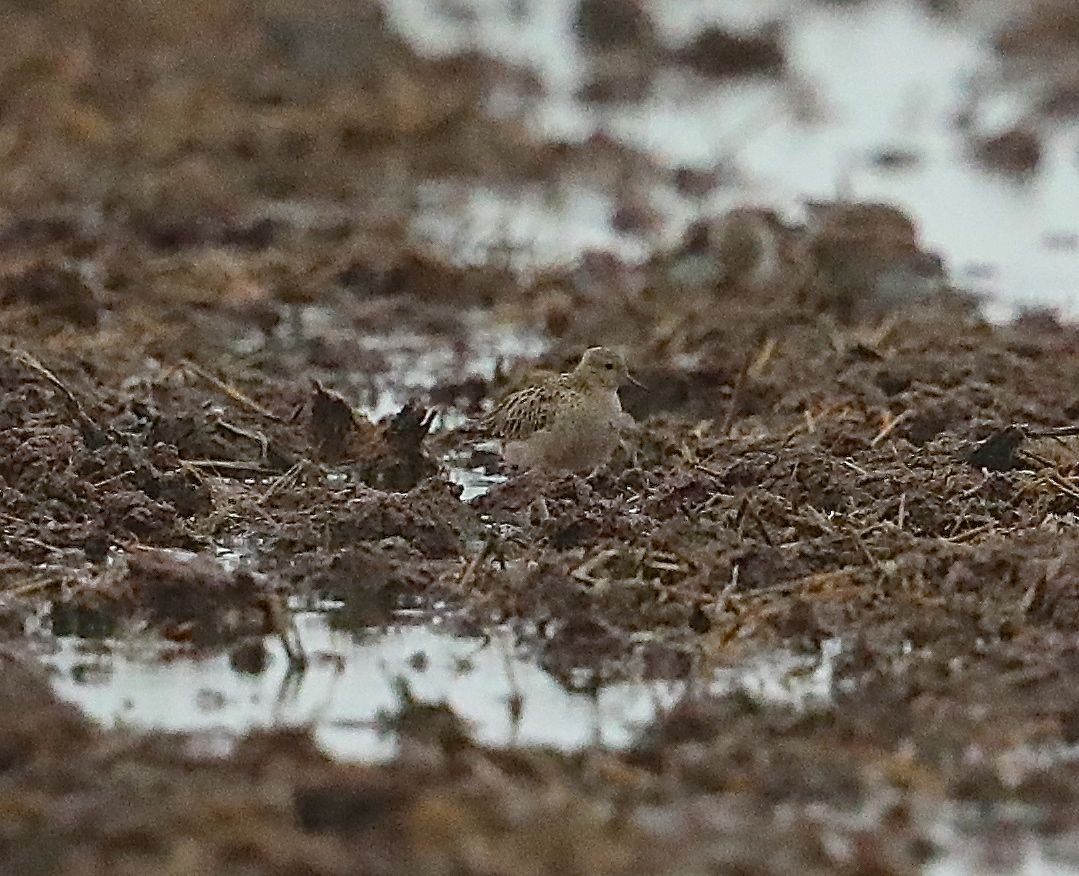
[
  {"left": 41, "top": 612, "right": 841, "bottom": 761},
  {"left": 355, "top": 318, "right": 548, "bottom": 419},
  {"left": 411, "top": 182, "right": 654, "bottom": 270},
  {"left": 284, "top": 305, "right": 547, "bottom": 420},
  {"left": 394, "top": 0, "right": 1079, "bottom": 319},
  {"left": 447, "top": 462, "right": 506, "bottom": 501}
]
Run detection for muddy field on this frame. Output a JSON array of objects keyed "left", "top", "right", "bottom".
[{"left": 1, "top": 0, "right": 1078, "bottom": 873}]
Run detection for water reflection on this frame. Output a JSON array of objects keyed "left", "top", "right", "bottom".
[{"left": 42, "top": 612, "right": 841, "bottom": 761}]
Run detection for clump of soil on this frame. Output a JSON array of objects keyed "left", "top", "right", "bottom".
[
  {"left": 53, "top": 548, "right": 280, "bottom": 647},
  {"left": 972, "top": 127, "right": 1043, "bottom": 175},
  {"left": 577, "top": 54, "right": 657, "bottom": 104},
  {"left": 573, "top": 0, "right": 657, "bottom": 51},
  {"left": 0, "top": 262, "right": 101, "bottom": 329},
  {"left": 309, "top": 385, "right": 436, "bottom": 489},
  {"left": 672, "top": 24, "right": 786, "bottom": 79},
  {"left": 987, "top": 1, "right": 1079, "bottom": 121}
]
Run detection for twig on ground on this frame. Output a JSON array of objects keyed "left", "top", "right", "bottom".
[{"left": 185, "top": 361, "right": 283, "bottom": 422}]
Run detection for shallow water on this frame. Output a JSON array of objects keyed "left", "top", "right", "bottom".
[
  {"left": 290, "top": 310, "right": 547, "bottom": 420},
  {"left": 398, "top": 0, "right": 1079, "bottom": 319},
  {"left": 42, "top": 611, "right": 840, "bottom": 760},
  {"left": 446, "top": 461, "right": 507, "bottom": 500}
]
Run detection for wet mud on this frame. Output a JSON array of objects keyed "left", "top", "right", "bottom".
[{"left": 1, "top": 0, "right": 1078, "bottom": 873}]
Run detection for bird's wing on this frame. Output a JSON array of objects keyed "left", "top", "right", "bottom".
[{"left": 482, "top": 381, "right": 565, "bottom": 441}]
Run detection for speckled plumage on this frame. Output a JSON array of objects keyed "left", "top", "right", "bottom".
[{"left": 481, "top": 347, "right": 635, "bottom": 472}]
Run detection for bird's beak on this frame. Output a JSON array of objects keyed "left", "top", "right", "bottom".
[{"left": 627, "top": 373, "right": 645, "bottom": 388}]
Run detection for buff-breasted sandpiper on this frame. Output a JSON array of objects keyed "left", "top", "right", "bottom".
[{"left": 481, "top": 346, "right": 639, "bottom": 472}]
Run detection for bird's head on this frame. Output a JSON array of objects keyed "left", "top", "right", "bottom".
[{"left": 574, "top": 346, "right": 640, "bottom": 390}]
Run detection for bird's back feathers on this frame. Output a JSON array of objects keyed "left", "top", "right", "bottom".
[{"left": 481, "top": 376, "right": 578, "bottom": 441}]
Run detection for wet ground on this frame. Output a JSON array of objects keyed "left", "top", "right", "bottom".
[{"left": 1, "top": 0, "right": 1078, "bottom": 873}]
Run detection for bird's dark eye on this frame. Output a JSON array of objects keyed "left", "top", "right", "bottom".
[{"left": 604, "top": 363, "right": 614, "bottom": 370}]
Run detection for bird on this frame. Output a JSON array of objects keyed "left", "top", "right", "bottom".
[{"left": 479, "top": 346, "right": 640, "bottom": 473}]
